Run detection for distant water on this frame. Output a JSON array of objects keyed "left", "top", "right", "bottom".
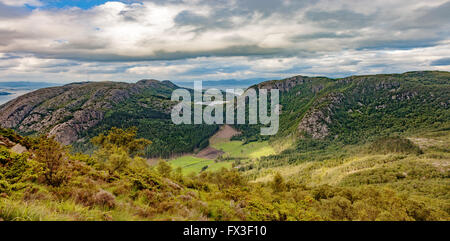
[
  {"left": 0, "top": 89, "right": 33, "bottom": 105},
  {"left": 0, "top": 82, "right": 60, "bottom": 106},
  {"left": 175, "top": 83, "right": 254, "bottom": 90},
  {"left": 174, "top": 78, "right": 269, "bottom": 90}
]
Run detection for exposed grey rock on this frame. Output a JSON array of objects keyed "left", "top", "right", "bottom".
[
  {"left": 0, "top": 136, "right": 15, "bottom": 148},
  {"left": 0, "top": 80, "right": 178, "bottom": 145},
  {"left": 255, "top": 75, "right": 313, "bottom": 92},
  {"left": 11, "top": 143, "right": 27, "bottom": 154},
  {"left": 298, "top": 93, "right": 343, "bottom": 139},
  {"left": 375, "top": 104, "right": 386, "bottom": 110}
]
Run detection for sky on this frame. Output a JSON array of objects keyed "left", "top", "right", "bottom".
[{"left": 0, "top": 0, "right": 449, "bottom": 84}]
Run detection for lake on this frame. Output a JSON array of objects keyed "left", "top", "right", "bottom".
[{"left": 0, "top": 89, "right": 33, "bottom": 105}]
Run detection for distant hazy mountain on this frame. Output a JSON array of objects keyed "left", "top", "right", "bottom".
[
  {"left": 0, "top": 79, "right": 217, "bottom": 157},
  {"left": 1, "top": 71, "right": 448, "bottom": 158},
  {"left": 0, "top": 72, "right": 449, "bottom": 221},
  {"left": 0, "top": 82, "right": 62, "bottom": 105},
  {"left": 0, "top": 81, "right": 59, "bottom": 90},
  {"left": 175, "top": 78, "right": 270, "bottom": 89}
]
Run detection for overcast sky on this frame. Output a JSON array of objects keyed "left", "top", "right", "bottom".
[{"left": 0, "top": 0, "right": 449, "bottom": 83}]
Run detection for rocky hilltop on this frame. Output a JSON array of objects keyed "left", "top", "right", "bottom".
[
  {"left": 0, "top": 79, "right": 178, "bottom": 145},
  {"left": 1, "top": 71, "right": 448, "bottom": 157},
  {"left": 238, "top": 71, "right": 450, "bottom": 143}
]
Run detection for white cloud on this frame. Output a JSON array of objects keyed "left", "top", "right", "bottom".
[
  {"left": 127, "top": 64, "right": 194, "bottom": 77},
  {"left": 0, "top": 0, "right": 448, "bottom": 83}
]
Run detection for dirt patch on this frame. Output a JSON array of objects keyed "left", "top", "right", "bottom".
[
  {"left": 210, "top": 125, "right": 241, "bottom": 144},
  {"left": 431, "top": 160, "right": 450, "bottom": 173},
  {"left": 408, "top": 137, "right": 446, "bottom": 148},
  {"left": 147, "top": 158, "right": 161, "bottom": 166},
  {"left": 148, "top": 125, "right": 239, "bottom": 163},
  {"left": 11, "top": 143, "right": 27, "bottom": 154},
  {"left": 195, "top": 146, "right": 224, "bottom": 159}
]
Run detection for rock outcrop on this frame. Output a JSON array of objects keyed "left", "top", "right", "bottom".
[
  {"left": 298, "top": 93, "right": 344, "bottom": 139},
  {"left": 255, "top": 75, "right": 315, "bottom": 92},
  {"left": 0, "top": 80, "right": 178, "bottom": 145}
]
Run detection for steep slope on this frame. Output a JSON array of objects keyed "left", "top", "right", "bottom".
[
  {"left": 1, "top": 71, "right": 448, "bottom": 158},
  {"left": 1, "top": 127, "right": 447, "bottom": 221},
  {"left": 237, "top": 71, "right": 449, "bottom": 144},
  {"left": 0, "top": 79, "right": 217, "bottom": 157}
]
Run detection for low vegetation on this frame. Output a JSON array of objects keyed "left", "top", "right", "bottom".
[
  {"left": 0, "top": 127, "right": 448, "bottom": 221},
  {"left": 0, "top": 71, "right": 448, "bottom": 221}
]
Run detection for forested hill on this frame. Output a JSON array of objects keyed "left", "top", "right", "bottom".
[
  {"left": 235, "top": 71, "right": 450, "bottom": 144},
  {"left": 0, "top": 71, "right": 448, "bottom": 158},
  {"left": 0, "top": 79, "right": 217, "bottom": 157}
]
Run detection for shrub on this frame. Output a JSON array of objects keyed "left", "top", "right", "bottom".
[
  {"left": 0, "top": 146, "right": 30, "bottom": 184},
  {"left": 91, "top": 127, "right": 151, "bottom": 157},
  {"left": 369, "top": 136, "right": 422, "bottom": 155},
  {"left": 93, "top": 189, "right": 116, "bottom": 209},
  {"left": 73, "top": 188, "right": 116, "bottom": 209},
  {"left": 94, "top": 146, "right": 131, "bottom": 174},
  {"left": 34, "top": 137, "right": 69, "bottom": 187},
  {"left": 157, "top": 160, "right": 172, "bottom": 178},
  {"left": 271, "top": 172, "right": 285, "bottom": 193},
  {"left": 0, "top": 179, "right": 9, "bottom": 194}
]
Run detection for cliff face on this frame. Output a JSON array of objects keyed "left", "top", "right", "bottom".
[
  {"left": 0, "top": 80, "right": 178, "bottom": 145},
  {"left": 244, "top": 71, "right": 450, "bottom": 142},
  {"left": 297, "top": 93, "right": 344, "bottom": 139},
  {"left": 1, "top": 71, "right": 449, "bottom": 153}
]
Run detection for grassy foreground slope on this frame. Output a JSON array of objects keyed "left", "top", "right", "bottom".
[
  {"left": 1, "top": 126, "right": 448, "bottom": 221},
  {"left": 248, "top": 130, "right": 449, "bottom": 215},
  {"left": 0, "top": 71, "right": 448, "bottom": 220}
]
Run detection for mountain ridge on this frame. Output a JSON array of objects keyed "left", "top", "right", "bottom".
[
  {"left": 0, "top": 79, "right": 180, "bottom": 145},
  {"left": 0, "top": 71, "right": 448, "bottom": 158},
  {"left": 235, "top": 71, "right": 449, "bottom": 144}
]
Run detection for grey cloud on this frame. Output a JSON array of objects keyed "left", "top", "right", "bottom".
[
  {"left": 431, "top": 57, "right": 450, "bottom": 66},
  {"left": 173, "top": 0, "right": 316, "bottom": 31},
  {"left": 148, "top": 0, "right": 303, "bottom": 14},
  {"left": 0, "top": 0, "right": 448, "bottom": 83},
  {"left": 174, "top": 10, "right": 235, "bottom": 31},
  {"left": 0, "top": 30, "right": 30, "bottom": 46},
  {"left": 304, "top": 9, "right": 375, "bottom": 29},
  {"left": 415, "top": 1, "right": 450, "bottom": 28},
  {"left": 56, "top": 39, "right": 110, "bottom": 51},
  {"left": 340, "top": 60, "right": 362, "bottom": 66},
  {"left": 182, "top": 65, "right": 250, "bottom": 75},
  {"left": 118, "top": 3, "right": 147, "bottom": 22},
  {"left": 0, "top": 53, "right": 21, "bottom": 60},
  {"left": 42, "top": 68, "right": 70, "bottom": 73},
  {"left": 356, "top": 38, "right": 440, "bottom": 50},
  {"left": 366, "top": 63, "right": 390, "bottom": 68},
  {"left": 290, "top": 32, "right": 356, "bottom": 41},
  {"left": 40, "top": 62, "right": 81, "bottom": 69},
  {"left": 233, "top": 0, "right": 288, "bottom": 16},
  {"left": 84, "top": 67, "right": 131, "bottom": 74},
  {"left": 271, "top": 65, "right": 312, "bottom": 74},
  {"left": 0, "top": 3, "right": 30, "bottom": 19},
  {"left": 387, "top": 1, "right": 450, "bottom": 32},
  {"left": 1, "top": 0, "right": 446, "bottom": 62},
  {"left": 200, "top": 0, "right": 315, "bottom": 16},
  {"left": 29, "top": 45, "right": 285, "bottom": 62}
]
